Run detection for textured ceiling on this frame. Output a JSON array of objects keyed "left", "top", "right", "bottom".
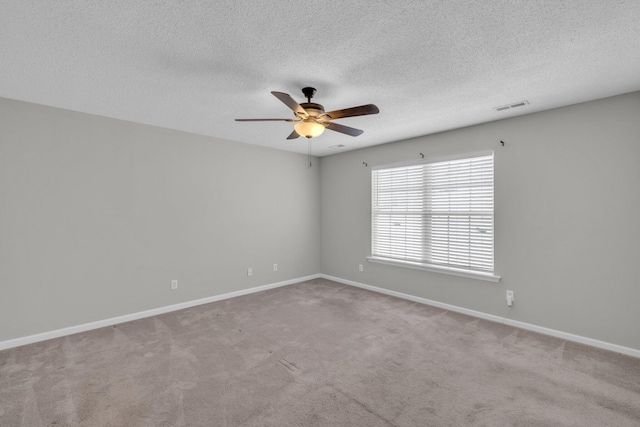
[{"left": 2, "top": 1, "right": 640, "bottom": 157}]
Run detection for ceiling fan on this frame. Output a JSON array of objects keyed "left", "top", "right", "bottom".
[{"left": 235, "top": 87, "right": 379, "bottom": 139}]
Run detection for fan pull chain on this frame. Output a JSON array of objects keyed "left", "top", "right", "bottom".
[{"left": 308, "top": 139, "right": 312, "bottom": 168}]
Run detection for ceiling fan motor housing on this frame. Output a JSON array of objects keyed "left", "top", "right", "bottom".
[{"left": 299, "top": 102, "right": 325, "bottom": 118}]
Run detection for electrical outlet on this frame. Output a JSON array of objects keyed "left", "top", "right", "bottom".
[
  {"left": 171, "top": 280, "right": 178, "bottom": 290},
  {"left": 506, "top": 290, "right": 514, "bottom": 307},
  {"left": 247, "top": 267, "right": 252, "bottom": 277},
  {"left": 273, "top": 264, "right": 278, "bottom": 271},
  {"left": 359, "top": 264, "right": 364, "bottom": 272}
]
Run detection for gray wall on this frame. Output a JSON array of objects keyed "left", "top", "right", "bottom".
[
  {"left": 320, "top": 92, "right": 640, "bottom": 350},
  {"left": 3, "top": 92, "right": 639, "bottom": 351},
  {"left": 0, "top": 98, "right": 320, "bottom": 342}
]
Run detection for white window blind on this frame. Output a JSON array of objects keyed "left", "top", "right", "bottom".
[{"left": 372, "top": 152, "right": 494, "bottom": 274}]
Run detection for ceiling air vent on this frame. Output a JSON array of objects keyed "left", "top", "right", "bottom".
[{"left": 493, "top": 100, "right": 529, "bottom": 112}]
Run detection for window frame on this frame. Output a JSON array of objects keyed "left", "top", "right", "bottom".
[{"left": 368, "top": 151, "right": 500, "bottom": 282}]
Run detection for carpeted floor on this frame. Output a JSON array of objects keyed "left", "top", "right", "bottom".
[{"left": 1, "top": 278, "right": 639, "bottom": 426}]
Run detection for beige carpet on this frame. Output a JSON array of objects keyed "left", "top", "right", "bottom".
[{"left": 1, "top": 278, "right": 639, "bottom": 426}]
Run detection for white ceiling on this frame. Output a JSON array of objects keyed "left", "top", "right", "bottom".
[{"left": 2, "top": 1, "right": 640, "bottom": 157}]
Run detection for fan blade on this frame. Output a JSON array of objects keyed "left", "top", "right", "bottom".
[
  {"left": 286, "top": 130, "right": 300, "bottom": 140},
  {"left": 325, "top": 122, "right": 364, "bottom": 137},
  {"left": 320, "top": 104, "right": 379, "bottom": 120},
  {"left": 235, "top": 118, "right": 299, "bottom": 122},
  {"left": 271, "top": 91, "right": 308, "bottom": 118}
]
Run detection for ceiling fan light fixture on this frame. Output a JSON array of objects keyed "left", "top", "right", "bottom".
[
  {"left": 235, "top": 88, "right": 378, "bottom": 140},
  {"left": 294, "top": 119, "right": 325, "bottom": 138}
]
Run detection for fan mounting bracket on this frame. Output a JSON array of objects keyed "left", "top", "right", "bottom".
[{"left": 301, "top": 87, "right": 317, "bottom": 102}]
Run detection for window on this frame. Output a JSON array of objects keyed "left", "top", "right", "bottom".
[{"left": 369, "top": 152, "right": 499, "bottom": 282}]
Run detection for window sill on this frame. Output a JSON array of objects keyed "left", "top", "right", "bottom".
[{"left": 366, "top": 256, "right": 501, "bottom": 283}]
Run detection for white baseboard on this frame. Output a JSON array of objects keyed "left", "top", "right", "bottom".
[
  {"left": 320, "top": 274, "right": 640, "bottom": 359},
  {"left": 4, "top": 273, "right": 638, "bottom": 359},
  {"left": 0, "top": 274, "right": 321, "bottom": 351}
]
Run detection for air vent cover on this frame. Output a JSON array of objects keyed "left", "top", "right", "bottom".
[{"left": 493, "top": 100, "right": 529, "bottom": 112}]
